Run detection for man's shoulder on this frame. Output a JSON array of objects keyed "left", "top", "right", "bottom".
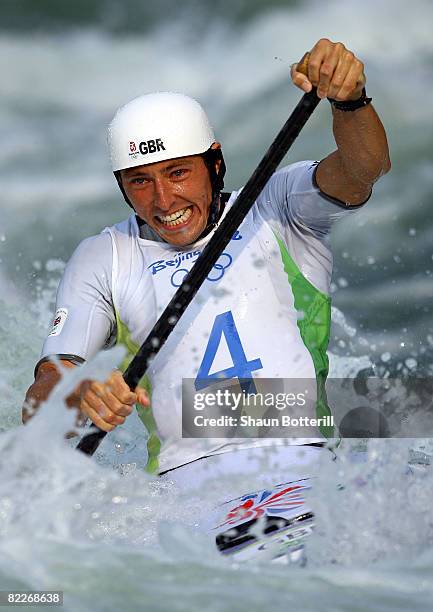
[
  {"left": 231, "top": 161, "right": 317, "bottom": 209},
  {"left": 69, "top": 227, "right": 117, "bottom": 268},
  {"left": 104, "top": 214, "right": 138, "bottom": 239},
  {"left": 75, "top": 215, "right": 139, "bottom": 254},
  {"left": 231, "top": 160, "right": 315, "bottom": 197},
  {"left": 74, "top": 228, "right": 112, "bottom": 255},
  {"left": 62, "top": 229, "right": 114, "bottom": 289},
  {"left": 248, "top": 160, "right": 317, "bottom": 216},
  {"left": 272, "top": 160, "right": 317, "bottom": 183}
]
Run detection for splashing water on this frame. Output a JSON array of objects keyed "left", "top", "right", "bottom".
[
  {"left": 1, "top": 0, "right": 433, "bottom": 608},
  {"left": 1, "top": 283, "right": 433, "bottom": 610}
]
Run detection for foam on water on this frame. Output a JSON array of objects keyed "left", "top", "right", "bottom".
[
  {"left": 1, "top": 0, "right": 433, "bottom": 608},
  {"left": 1, "top": 284, "right": 433, "bottom": 610},
  {"left": 1, "top": 0, "right": 432, "bottom": 366}
]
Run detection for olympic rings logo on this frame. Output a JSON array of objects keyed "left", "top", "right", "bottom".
[{"left": 170, "top": 252, "right": 233, "bottom": 287}]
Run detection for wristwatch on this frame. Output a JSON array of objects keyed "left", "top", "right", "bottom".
[{"left": 328, "top": 87, "right": 372, "bottom": 112}]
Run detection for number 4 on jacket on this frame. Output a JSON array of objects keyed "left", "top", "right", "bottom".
[{"left": 195, "top": 310, "right": 263, "bottom": 393}]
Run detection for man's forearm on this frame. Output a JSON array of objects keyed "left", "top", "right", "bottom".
[
  {"left": 291, "top": 39, "right": 391, "bottom": 205},
  {"left": 331, "top": 103, "right": 391, "bottom": 186},
  {"left": 316, "top": 103, "right": 391, "bottom": 204},
  {"left": 23, "top": 360, "right": 81, "bottom": 423}
]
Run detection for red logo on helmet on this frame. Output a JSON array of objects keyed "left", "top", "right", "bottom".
[{"left": 129, "top": 141, "right": 137, "bottom": 153}]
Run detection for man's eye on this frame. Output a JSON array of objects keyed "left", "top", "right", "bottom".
[
  {"left": 171, "top": 169, "right": 187, "bottom": 178},
  {"left": 132, "top": 177, "right": 147, "bottom": 185}
]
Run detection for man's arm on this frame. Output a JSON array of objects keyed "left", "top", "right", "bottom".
[
  {"left": 23, "top": 359, "right": 150, "bottom": 431},
  {"left": 23, "top": 359, "right": 76, "bottom": 423},
  {"left": 316, "top": 103, "right": 390, "bottom": 205},
  {"left": 291, "top": 38, "right": 391, "bottom": 205},
  {"left": 23, "top": 231, "right": 149, "bottom": 431}
]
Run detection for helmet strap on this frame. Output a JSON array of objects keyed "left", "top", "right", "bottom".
[
  {"left": 114, "top": 171, "right": 134, "bottom": 208},
  {"left": 200, "top": 147, "right": 226, "bottom": 232}
]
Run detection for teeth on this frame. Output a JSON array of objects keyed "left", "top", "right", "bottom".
[{"left": 158, "top": 207, "right": 192, "bottom": 227}]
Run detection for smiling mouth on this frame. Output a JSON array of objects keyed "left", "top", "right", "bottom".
[{"left": 156, "top": 206, "right": 193, "bottom": 228}]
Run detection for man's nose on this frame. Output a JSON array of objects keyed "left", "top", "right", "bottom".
[{"left": 154, "top": 178, "right": 174, "bottom": 212}]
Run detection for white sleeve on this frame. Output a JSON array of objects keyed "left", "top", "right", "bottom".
[
  {"left": 38, "top": 232, "right": 116, "bottom": 368},
  {"left": 255, "top": 160, "right": 370, "bottom": 237},
  {"left": 249, "top": 160, "right": 371, "bottom": 297}
]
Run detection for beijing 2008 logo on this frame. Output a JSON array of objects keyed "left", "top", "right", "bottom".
[
  {"left": 170, "top": 253, "right": 233, "bottom": 287},
  {"left": 129, "top": 141, "right": 137, "bottom": 153}
]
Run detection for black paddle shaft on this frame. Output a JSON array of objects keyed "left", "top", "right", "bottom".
[{"left": 77, "top": 88, "right": 320, "bottom": 456}]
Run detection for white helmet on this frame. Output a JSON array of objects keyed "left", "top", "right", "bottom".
[{"left": 108, "top": 92, "right": 216, "bottom": 172}]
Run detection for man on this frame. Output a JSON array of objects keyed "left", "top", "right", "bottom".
[{"left": 23, "top": 39, "right": 390, "bottom": 478}]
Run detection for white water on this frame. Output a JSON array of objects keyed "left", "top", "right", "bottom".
[
  {"left": 1, "top": 0, "right": 433, "bottom": 609},
  {"left": 1, "top": 256, "right": 432, "bottom": 611},
  {"left": 2, "top": 0, "right": 433, "bottom": 364}
]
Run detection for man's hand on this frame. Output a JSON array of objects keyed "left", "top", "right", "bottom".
[
  {"left": 291, "top": 38, "right": 365, "bottom": 101},
  {"left": 80, "top": 370, "right": 150, "bottom": 432}
]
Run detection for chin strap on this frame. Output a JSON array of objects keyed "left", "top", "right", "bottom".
[
  {"left": 114, "top": 170, "right": 133, "bottom": 208},
  {"left": 201, "top": 147, "right": 226, "bottom": 229},
  {"left": 194, "top": 191, "right": 231, "bottom": 242}
]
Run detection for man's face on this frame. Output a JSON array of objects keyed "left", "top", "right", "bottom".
[{"left": 120, "top": 144, "right": 221, "bottom": 247}]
